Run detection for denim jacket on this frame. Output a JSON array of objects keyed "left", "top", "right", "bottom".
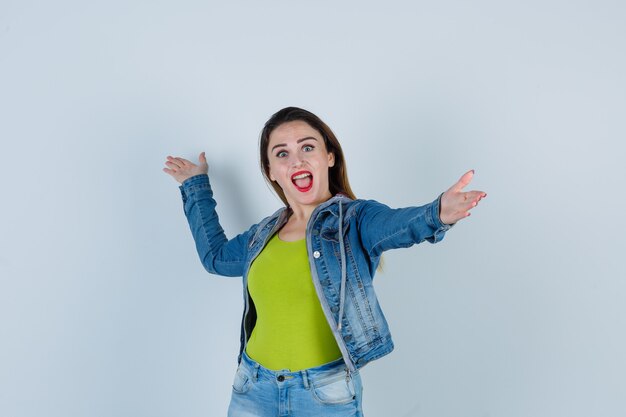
[{"left": 179, "top": 174, "right": 452, "bottom": 373}]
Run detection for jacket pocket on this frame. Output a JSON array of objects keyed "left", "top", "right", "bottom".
[{"left": 321, "top": 228, "right": 339, "bottom": 243}]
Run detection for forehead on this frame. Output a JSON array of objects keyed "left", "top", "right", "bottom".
[{"left": 268, "top": 121, "right": 322, "bottom": 146}]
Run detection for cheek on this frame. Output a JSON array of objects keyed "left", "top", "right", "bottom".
[{"left": 269, "top": 165, "right": 286, "bottom": 184}]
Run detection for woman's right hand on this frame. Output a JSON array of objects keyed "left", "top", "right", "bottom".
[{"left": 162, "top": 152, "right": 209, "bottom": 184}]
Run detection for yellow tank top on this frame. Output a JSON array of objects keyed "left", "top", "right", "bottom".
[{"left": 245, "top": 233, "right": 342, "bottom": 371}]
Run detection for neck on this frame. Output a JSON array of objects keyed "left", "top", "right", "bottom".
[
  {"left": 285, "top": 191, "right": 332, "bottom": 224},
  {"left": 288, "top": 204, "right": 316, "bottom": 225}
]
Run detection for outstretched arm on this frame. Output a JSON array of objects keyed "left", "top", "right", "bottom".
[
  {"left": 357, "top": 170, "right": 486, "bottom": 258},
  {"left": 163, "top": 152, "right": 252, "bottom": 277}
]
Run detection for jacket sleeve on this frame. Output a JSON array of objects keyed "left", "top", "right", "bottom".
[
  {"left": 356, "top": 193, "right": 453, "bottom": 258},
  {"left": 179, "top": 174, "right": 256, "bottom": 277}
]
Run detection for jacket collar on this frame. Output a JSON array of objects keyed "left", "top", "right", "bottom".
[{"left": 269, "top": 193, "right": 353, "bottom": 224}]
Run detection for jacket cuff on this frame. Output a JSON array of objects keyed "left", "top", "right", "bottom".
[
  {"left": 179, "top": 174, "right": 210, "bottom": 202},
  {"left": 425, "top": 193, "right": 454, "bottom": 241}
]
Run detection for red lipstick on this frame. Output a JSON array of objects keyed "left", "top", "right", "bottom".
[{"left": 291, "top": 170, "right": 313, "bottom": 193}]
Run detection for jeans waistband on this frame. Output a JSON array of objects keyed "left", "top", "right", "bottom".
[{"left": 240, "top": 349, "right": 351, "bottom": 387}]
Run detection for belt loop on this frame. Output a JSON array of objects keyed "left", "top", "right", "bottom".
[
  {"left": 301, "top": 370, "right": 310, "bottom": 389},
  {"left": 253, "top": 362, "right": 260, "bottom": 382}
]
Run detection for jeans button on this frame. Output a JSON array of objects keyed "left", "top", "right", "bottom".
[
  {"left": 313, "top": 250, "right": 321, "bottom": 259},
  {"left": 277, "top": 375, "right": 285, "bottom": 382}
]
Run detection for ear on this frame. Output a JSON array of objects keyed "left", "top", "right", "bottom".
[
  {"left": 328, "top": 152, "right": 335, "bottom": 167},
  {"left": 268, "top": 167, "right": 276, "bottom": 182}
]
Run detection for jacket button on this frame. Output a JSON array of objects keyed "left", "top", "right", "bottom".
[
  {"left": 344, "top": 335, "right": 352, "bottom": 342},
  {"left": 331, "top": 305, "right": 339, "bottom": 313},
  {"left": 313, "top": 251, "right": 321, "bottom": 259}
]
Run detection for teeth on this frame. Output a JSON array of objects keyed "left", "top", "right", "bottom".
[{"left": 292, "top": 173, "right": 311, "bottom": 180}]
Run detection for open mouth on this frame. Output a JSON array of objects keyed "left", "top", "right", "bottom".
[{"left": 291, "top": 170, "right": 313, "bottom": 192}]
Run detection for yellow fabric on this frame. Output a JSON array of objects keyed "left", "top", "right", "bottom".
[{"left": 245, "top": 233, "right": 342, "bottom": 371}]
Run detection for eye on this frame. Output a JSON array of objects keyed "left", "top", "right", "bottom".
[
  {"left": 276, "top": 150, "right": 288, "bottom": 158},
  {"left": 303, "top": 145, "right": 315, "bottom": 152}
]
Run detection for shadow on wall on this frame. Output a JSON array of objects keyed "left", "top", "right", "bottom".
[{"left": 211, "top": 164, "right": 268, "bottom": 230}]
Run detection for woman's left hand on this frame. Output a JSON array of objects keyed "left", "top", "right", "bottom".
[{"left": 439, "top": 170, "right": 486, "bottom": 225}]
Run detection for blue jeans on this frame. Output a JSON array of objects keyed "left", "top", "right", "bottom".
[{"left": 227, "top": 350, "right": 364, "bottom": 416}]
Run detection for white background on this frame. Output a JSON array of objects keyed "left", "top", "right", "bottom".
[{"left": 1, "top": 1, "right": 625, "bottom": 416}]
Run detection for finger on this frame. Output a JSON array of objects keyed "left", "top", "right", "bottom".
[
  {"left": 165, "top": 160, "right": 182, "bottom": 169},
  {"left": 466, "top": 190, "right": 487, "bottom": 203},
  {"left": 163, "top": 167, "right": 175, "bottom": 175},
  {"left": 167, "top": 156, "right": 189, "bottom": 167},
  {"left": 174, "top": 157, "right": 192, "bottom": 166},
  {"left": 166, "top": 156, "right": 180, "bottom": 167},
  {"left": 451, "top": 170, "right": 474, "bottom": 192},
  {"left": 199, "top": 151, "right": 207, "bottom": 163},
  {"left": 463, "top": 192, "right": 485, "bottom": 208},
  {"left": 465, "top": 192, "right": 487, "bottom": 211}
]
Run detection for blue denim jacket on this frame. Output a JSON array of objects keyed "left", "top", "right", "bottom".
[{"left": 179, "top": 174, "right": 452, "bottom": 373}]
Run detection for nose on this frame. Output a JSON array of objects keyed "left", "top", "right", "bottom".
[{"left": 289, "top": 153, "right": 305, "bottom": 168}]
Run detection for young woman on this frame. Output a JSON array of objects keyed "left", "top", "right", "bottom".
[{"left": 163, "top": 107, "right": 486, "bottom": 416}]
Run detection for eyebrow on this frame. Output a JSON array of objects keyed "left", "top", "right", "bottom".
[{"left": 271, "top": 136, "right": 318, "bottom": 152}]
